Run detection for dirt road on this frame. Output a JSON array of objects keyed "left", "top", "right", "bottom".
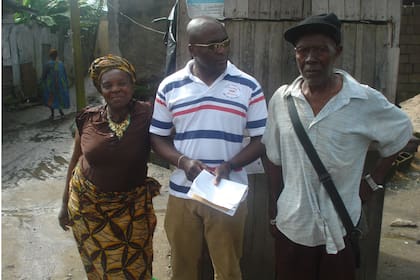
[
  {"left": 377, "top": 94, "right": 420, "bottom": 279},
  {"left": 2, "top": 90, "right": 419, "bottom": 279},
  {"left": 1, "top": 96, "right": 173, "bottom": 280}
]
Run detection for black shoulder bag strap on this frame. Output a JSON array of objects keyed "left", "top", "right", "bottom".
[{"left": 286, "top": 94, "right": 361, "bottom": 268}]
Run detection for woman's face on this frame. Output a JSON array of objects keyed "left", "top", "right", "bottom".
[{"left": 100, "top": 69, "right": 134, "bottom": 110}]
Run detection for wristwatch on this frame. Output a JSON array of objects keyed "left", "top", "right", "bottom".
[{"left": 364, "top": 174, "right": 383, "bottom": 191}]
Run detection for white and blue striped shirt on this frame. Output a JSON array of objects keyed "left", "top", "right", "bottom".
[{"left": 150, "top": 60, "right": 267, "bottom": 199}]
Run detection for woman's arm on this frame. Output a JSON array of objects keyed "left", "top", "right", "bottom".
[{"left": 58, "top": 128, "right": 82, "bottom": 231}]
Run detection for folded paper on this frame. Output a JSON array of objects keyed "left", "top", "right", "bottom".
[{"left": 187, "top": 170, "right": 248, "bottom": 216}]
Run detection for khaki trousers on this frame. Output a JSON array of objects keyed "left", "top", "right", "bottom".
[{"left": 164, "top": 195, "right": 247, "bottom": 280}]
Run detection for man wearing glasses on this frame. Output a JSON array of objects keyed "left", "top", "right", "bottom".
[
  {"left": 262, "top": 13, "right": 412, "bottom": 280},
  {"left": 150, "top": 16, "right": 267, "bottom": 280}
]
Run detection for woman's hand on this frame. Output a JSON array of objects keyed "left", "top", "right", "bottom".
[{"left": 58, "top": 203, "right": 73, "bottom": 231}]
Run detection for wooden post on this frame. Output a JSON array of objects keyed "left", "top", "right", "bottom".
[
  {"left": 69, "top": 0, "right": 86, "bottom": 111},
  {"left": 357, "top": 151, "right": 384, "bottom": 280},
  {"left": 241, "top": 174, "right": 275, "bottom": 280},
  {"left": 197, "top": 174, "right": 275, "bottom": 280}
]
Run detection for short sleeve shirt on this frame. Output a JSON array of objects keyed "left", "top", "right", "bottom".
[
  {"left": 77, "top": 101, "right": 152, "bottom": 191},
  {"left": 150, "top": 60, "right": 268, "bottom": 199}
]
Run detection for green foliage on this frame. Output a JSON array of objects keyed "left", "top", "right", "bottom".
[{"left": 13, "top": 0, "right": 106, "bottom": 35}]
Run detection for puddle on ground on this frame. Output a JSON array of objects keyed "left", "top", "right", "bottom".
[
  {"left": 2, "top": 112, "right": 74, "bottom": 188},
  {"left": 29, "top": 134, "right": 56, "bottom": 143},
  {"left": 383, "top": 232, "right": 419, "bottom": 242},
  {"left": 54, "top": 155, "right": 68, "bottom": 165},
  {"left": 2, "top": 207, "right": 57, "bottom": 217},
  {"left": 387, "top": 154, "right": 420, "bottom": 191},
  {"left": 21, "top": 160, "right": 65, "bottom": 180}
]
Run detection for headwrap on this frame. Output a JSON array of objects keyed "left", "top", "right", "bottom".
[
  {"left": 49, "top": 48, "right": 58, "bottom": 58},
  {"left": 88, "top": 54, "right": 136, "bottom": 92}
]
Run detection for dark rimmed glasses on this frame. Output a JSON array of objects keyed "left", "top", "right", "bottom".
[
  {"left": 189, "top": 38, "right": 231, "bottom": 51},
  {"left": 294, "top": 45, "right": 332, "bottom": 57}
]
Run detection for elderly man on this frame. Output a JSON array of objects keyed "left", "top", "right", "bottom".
[
  {"left": 262, "top": 13, "right": 412, "bottom": 280},
  {"left": 150, "top": 16, "right": 267, "bottom": 280}
]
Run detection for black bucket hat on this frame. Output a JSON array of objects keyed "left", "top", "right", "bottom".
[{"left": 284, "top": 13, "right": 341, "bottom": 46}]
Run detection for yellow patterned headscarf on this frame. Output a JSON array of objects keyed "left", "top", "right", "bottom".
[{"left": 88, "top": 54, "right": 136, "bottom": 92}]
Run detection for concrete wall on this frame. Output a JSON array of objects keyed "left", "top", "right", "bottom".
[
  {"left": 107, "top": 0, "right": 175, "bottom": 86},
  {"left": 397, "top": 5, "right": 420, "bottom": 103}
]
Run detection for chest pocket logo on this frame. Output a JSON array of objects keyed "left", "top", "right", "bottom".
[{"left": 222, "top": 85, "right": 240, "bottom": 99}]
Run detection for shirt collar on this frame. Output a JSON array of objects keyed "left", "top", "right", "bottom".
[
  {"left": 184, "top": 59, "right": 241, "bottom": 82},
  {"left": 286, "top": 69, "right": 369, "bottom": 101}
]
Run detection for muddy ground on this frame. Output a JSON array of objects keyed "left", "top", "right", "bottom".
[
  {"left": 1, "top": 79, "right": 174, "bottom": 280},
  {"left": 2, "top": 84, "right": 419, "bottom": 279}
]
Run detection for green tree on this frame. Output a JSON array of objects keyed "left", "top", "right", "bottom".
[
  {"left": 13, "top": 0, "right": 105, "bottom": 37},
  {"left": 13, "top": 0, "right": 104, "bottom": 60},
  {"left": 13, "top": 0, "right": 106, "bottom": 79}
]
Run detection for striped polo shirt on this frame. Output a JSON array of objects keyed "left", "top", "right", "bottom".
[{"left": 150, "top": 60, "right": 267, "bottom": 199}]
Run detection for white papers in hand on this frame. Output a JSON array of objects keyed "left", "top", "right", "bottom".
[{"left": 187, "top": 170, "right": 248, "bottom": 216}]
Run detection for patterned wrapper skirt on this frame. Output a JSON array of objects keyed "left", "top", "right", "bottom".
[{"left": 67, "top": 164, "right": 161, "bottom": 280}]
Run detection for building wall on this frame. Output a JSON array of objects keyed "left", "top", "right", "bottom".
[
  {"left": 177, "top": 0, "right": 401, "bottom": 102},
  {"left": 2, "top": 10, "right": 99, "bottom": 104},
  {"left": 1, "top": 14, "right": 66, "bottom": 101},
  {"left": 397, "top": 5, "right": 420, "bottom": 104},
  {"left": 107, "top": 0, "right": 175, "bottom": 85}
]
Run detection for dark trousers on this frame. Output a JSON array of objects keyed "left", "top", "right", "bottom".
[{"left": 274, "top": 228, "right": 356, "bottom": 280}]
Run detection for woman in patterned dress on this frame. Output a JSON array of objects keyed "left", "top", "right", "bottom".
[
  {"left": 41, "top": 48, "right": 70, "bottom": 119},
  {"left": 58, "top": 54, "right": 161, "bottom": 280}
]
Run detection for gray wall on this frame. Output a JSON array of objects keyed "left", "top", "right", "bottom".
[
  {"left": 107, "top": 0, "right": 175, "bottom": 85},
  {"left": 397, "top": 5, "right": 420, "bottom": 104},
  {"left": 177, "top": 0, "right": 402, "bottom": 103}
]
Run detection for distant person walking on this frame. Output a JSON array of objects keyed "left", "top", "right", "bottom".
[{"left": 41, "top": 48, "right": 70, "bottom": 119}]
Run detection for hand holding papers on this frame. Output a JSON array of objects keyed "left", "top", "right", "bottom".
[{"left": 187, "top": 170, "right": 248, "bottom": 216}]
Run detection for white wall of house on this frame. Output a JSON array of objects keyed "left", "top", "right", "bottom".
[{"left": 2, "top": 14, "right": 71, "bottom": 99}]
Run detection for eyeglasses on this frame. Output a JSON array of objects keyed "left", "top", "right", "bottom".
[
  {"left": 189, "top": 38, "right": 230, "bottom": 51},
  {"left": 294, "top": 45, "right": 332, "bottom": 57}
]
